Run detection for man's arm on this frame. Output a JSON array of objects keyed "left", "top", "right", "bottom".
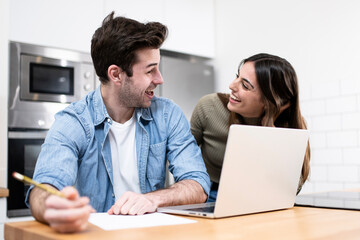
[
  {"left": 108, "top": 179, "right": 207, "bottom": 215},
  {"left": 29, "top": 186, "right": 52, "bottom": 223},
  {"left": 29, "top": 184, "right": 94, "bottom": 233}
]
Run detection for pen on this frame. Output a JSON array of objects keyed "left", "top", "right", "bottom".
[{"left": 12, "top": 172, "right": 66, "bottom": 198}]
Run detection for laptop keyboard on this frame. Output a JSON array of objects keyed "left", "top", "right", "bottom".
[{"left": 184, "top": 206, "right": 215, "bottom": 213}]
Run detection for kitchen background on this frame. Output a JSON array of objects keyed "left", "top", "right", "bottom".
[{"left": 0, "top": 0, "right": 360, "bottom": 237}]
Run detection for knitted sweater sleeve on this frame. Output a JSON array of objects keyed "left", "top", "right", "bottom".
[{"left": 190, "top": 95, "right": 208, "bottom": 146}]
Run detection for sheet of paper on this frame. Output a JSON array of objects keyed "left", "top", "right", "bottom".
[{"left": 89, "top": 212, "right": 196, "bottom": 230}]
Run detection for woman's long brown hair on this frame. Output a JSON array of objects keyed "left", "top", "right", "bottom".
[{"left": 218, "top": 53, "right": 310, "bottom": 192}]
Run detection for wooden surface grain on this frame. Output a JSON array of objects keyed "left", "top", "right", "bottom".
[
  {"left": 5, "top": 206, "right": 360, "bottom": 240},
  {"left": 0, "top": 187, "right": 9, "bottom": 198}
]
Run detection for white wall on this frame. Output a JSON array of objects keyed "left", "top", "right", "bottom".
[{"left": 214, "top": 0, "right": 360, "bottom": 193}]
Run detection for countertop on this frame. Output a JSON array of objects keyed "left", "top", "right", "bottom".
[
  {"left": 5, "top": 206, "right": 360, "bottom": 240},
  {"left": 0, "top": 187, "right": 9, "bottom": 197}
]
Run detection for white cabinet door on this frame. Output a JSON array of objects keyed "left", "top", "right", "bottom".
[
  {"left": 162, "top": 0, "right": 215, "bottom": 58},
  {"left": 104, "top": 0, "right": 165, "bottom": 23},
  {"left": 10, "top": 0, "right": 215, "bottom": 57},
  {"left": 104, "top": 0, "right": 215, "bottom": 58},
  {"left": 9, "top": 0, "right": 103, "bottom": 53}
]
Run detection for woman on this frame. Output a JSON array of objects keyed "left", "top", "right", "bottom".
[{"left": 190, "top": 53, "right": 310, "bottom": 202}]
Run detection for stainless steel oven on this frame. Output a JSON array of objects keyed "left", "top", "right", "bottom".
[
  {"left": 7, "top": 130, "right": 47, "bottom": 217},
  {"left": 7, "top": 42, "right": 96, "bottom": 217}
]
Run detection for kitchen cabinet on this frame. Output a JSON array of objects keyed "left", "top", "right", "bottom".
[
  {"left": 104, "top": 0, "right": 215, "bottom": 58},
  {"left": 9, "top": 0, "right": 103, "bottom": 53},
  {"left": 9, "top": 0, "right": 215, "bottom": 58},
  {"left": 162, "top": 0, "right": 215, "bottom": 58},
  {"left": 104, "top": 0, "right": 165, "bottom": 23}
]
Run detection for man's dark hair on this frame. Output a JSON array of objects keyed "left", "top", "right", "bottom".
[{"left": 91, "top": 11, "right": 168, "bottom": 83}]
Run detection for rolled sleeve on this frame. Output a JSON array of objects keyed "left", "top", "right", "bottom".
[
  {"left": 165, "top": 103, "right": 211, "bottom": 196},
  {"left": 25, "top": 109, "right": 88, "bottom": 207}
]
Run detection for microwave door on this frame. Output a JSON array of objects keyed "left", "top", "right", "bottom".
[{"left": 20, "top": 54, "right": 78, "bottom": 103}]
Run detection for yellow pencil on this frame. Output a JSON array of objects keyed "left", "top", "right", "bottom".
[{"left": 12, "top": 172, "right": 65, "bottom": 198}]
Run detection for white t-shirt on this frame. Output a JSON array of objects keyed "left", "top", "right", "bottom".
[{"left": 109, "top": 114, "right": 141, "bottom": 200}]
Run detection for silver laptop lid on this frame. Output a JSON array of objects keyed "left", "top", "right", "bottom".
[{"left": 214, "top": 125, "right": 309, "bottom": 218}]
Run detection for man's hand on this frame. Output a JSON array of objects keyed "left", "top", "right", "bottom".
[
  {"left": 107, "top": 180, "right": 207, "bottom": 216},
  {"left": 30, "top": 186, "right": 95, "bottom": 233},
  {"left": 107, "top": 191, "right": 157, "bottom": 215}
]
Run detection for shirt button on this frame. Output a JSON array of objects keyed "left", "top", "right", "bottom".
[{"left": 107, "top": 118, "right": 111, "bottom": 123}]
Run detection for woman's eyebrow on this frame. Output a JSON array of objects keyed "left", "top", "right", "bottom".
[{"left": 242, "top": 78, "right": 255, "bottom": 89}]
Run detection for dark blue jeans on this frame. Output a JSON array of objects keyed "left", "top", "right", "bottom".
[{"left": 207, "top": 181, "right": 218, "bottom": 202}]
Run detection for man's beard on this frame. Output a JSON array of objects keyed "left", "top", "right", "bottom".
[{"left": 118, "top": 76, "right": 150, "bottom": 108}]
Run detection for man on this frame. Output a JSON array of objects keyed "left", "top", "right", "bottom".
[{"left": 26, "top": 12, "right": 210, "bottom": 233}]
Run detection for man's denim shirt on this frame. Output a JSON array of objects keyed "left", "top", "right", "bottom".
[{"left": 26, "top": 86, "right": 210, "bottom": 212}]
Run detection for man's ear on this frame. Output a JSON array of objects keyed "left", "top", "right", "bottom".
[{"left": 107, "top": 64, "right": 123, "bottom": 85}]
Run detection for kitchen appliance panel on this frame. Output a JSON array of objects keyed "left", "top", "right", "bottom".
[
  {"left": 159, "top": 55, "right": 215, "bottom": 120},
  {"left": 7, "top": 130, "right": 47, "bottom": 217},
  {"left": 8, "top": 41, "right": 96, "bottom": 129}
]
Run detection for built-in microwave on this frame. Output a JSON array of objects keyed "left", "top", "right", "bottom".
[{"left": 8, "top": 41, "right": 96, "bottom": 129}]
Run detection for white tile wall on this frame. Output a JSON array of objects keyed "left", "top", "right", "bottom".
[
  {"left": 300, "top": 181, "right": 314, "bottom": 193},
  {"left": 341, "top": 80, "right": 360, "bottom": 95},
  {"left": 301, "top": 79, "right": 360, "bottom": 194},
  {"left": 311, "top": 81, "right": 340, "bottom": 99},
  {"left": 327, "top": 131, "right": 358, "bottom": 148},
  {"left": 312, "top": 115, "right": 341, "bottom": 132},
  {"left": 309, "top": 133, "right": 327, "bottom": 149},
  {"left": 311, "top": 149, "right": 342, "bottom": 165},
  {"left": 214, "top": 0, "right": 360, "bottom": 195},
  {"left": 342, "top": 113, "right": 360, "bottom": 130},
  {"left": 343, "top": 148, "right": 360, "bottom": 164},
  {"left": 328, "top": 166, "right": 359, "bottom": 182},
  {"left": 325, "top": 96, "right": 357, "bottom": 114},
  {"left": 301, "top": 100, "right": 326, "bottom": 116},
  {"left": 345, "top": 182, "right": 360, "bottom": 190},
  {"left": 314, "top": 183, "right": 344, "bottom": 193},
  {"left": 308, "top": 166, "right": 327, "bottom": 181},
  {"left": 299, "top": 82, "right": 312, "bottom": 101}
]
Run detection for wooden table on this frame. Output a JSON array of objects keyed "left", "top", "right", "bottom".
[
  {"left": 4, "top": 206, "right": 360, "bottom": 240},
  {"left": 0, "top": 188, "right": 9, "bottom": 198}
]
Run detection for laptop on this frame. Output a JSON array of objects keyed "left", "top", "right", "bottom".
[{"left": 157, "top": 124, "right": 309, "bottom": 218}]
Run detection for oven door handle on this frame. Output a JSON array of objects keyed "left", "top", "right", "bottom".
[{"left": 8, "top": 131, "right": 48, "bottom": 139}]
